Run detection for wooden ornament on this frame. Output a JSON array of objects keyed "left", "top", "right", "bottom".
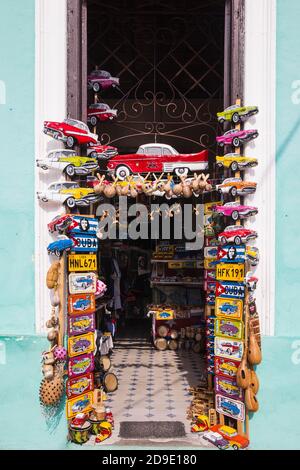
[
  {"left": 157, "top": 325, "right": 169, "bottom": 338},
  {"left": 39, "top": 371, "right": 64, "bottom": 406},
  {"left": 250, "top": 369, "right": 259, "bottom": 394},
  {"left": 42, "top": 364, "right": 54, "bottom": 380},
  {"left": 94, "top": 174, "right": 106, "bottom": 194},
  {"left": 168, "top": 339, "right": 178, "bottom": 350},
  {"left": 47, "top": 328, "right": 58, "bottom": 342},
  {"left": 103, "top": 372, "right": 118, "bottom": 392},
  {"left": 181, "top": 176, "right": 193, "bottom": 198},
  {"left": 248, "top": 324, "right": 262, "bottom": 365},
  {"left": 245, "top": 387, "right": 259, "bottom": 412},
  {"left": 100, "top": 355, "right": 111, "bottom": 372},
  {"left": 154, "top": 337, "right": 167, "bottom": 351},
  {"left": 236, "top": 351, "right": 251, "bottom": 389},
  {"left": 104, "top": 183, "right": 116, "bottom": 198}
]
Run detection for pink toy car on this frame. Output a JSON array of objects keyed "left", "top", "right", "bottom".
[
  {"left": 216, "top": 129, "right": 258, "bottom": 148},
  {"left": 213, "top": 202, "right": 258, "bottom": 221},
  {"left": 87, "top": 103, "right": 118, "bottom": 126},
  {"left": 44, "top": 118, "right": 98, "bottom": 148},
  {"left": 87, "top": 70, "right": 119, "bottom": 93}
]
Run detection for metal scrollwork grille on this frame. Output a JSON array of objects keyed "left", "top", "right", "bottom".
[{"left": 88, "top": 0, "right": 224, "bottom": 156}]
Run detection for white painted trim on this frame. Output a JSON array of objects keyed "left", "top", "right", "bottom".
[
  {"left": 244, "top": 0, "right": 276, "bottom": 336},
  {"left": 35, "top": 0, "right": 67, "bottom": 333}
]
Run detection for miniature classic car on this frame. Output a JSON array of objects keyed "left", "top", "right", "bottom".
[
  {"left": 219, "top": 362, "right": 238, "bottom": 377},
  {"left": 216, "top": 129, "right": 259, "bottom": 148},
  {"left": 218, "top": 380, "right": 238, "bottom": 395},
  {"left": 47, "top": 235, "right": 74, "bottom": 257},
  {"left": 220, "top": 398, "right": 240, "bottom": 416},
  {"left": 246, "top": 246, "right": 260, "bottom": 266},
  {"left": 87, "top": 103, "right": 118, "bottom": 126},
  {"left": 245, "top": 272, "right": 258, "bottom": 291},
  {"left": 87, "top": 142, "right": 118, "bottom": 159},
  {"left": 37, "top": 181, "right": 101, "bottom": 208},
  {"left": 73, "top": 339, "right": 91, "bottom": 353},
  {"left": 210, "top": 425, "right": 249, "bottom": 450},
  {"left": 216, "top": 153, "right": 258, "bottom": 171},
  {"left": 44, "top": 118, "right": 98, "bottom": 148},
  {"left": 87, "top": 69, "right": 120, "bottom": 93},
  {"left": 203, "top": 431, "right": 229, "bottom": 450},
  {"left": 106, "top": 143, "right": 209, "bottom": 179},
  {"left": 220, "top": 323, "right": 239, "bottom": 336},
  {"left": 216, "top": 177, "right": 257, "bottom": 196},
  {"left": 72, "top": 318, "right": 91, "bottom": 332},
  {"left": 36, "top": 149, "right": 98, "bottom": 176},
  {"left": 72, "top": 413, "right": 88, "bottom": 427},
  {"left": 73, "top": 275, "right": 94, "bottom": 289},
  {"left": 73, "top": 298, "right": 91, "bottom": 311},
  {"left": 47, "top": 214, "right": 77, "bottom": 234},
  {"left": 217, "top": 105, "right": 258, "bottom": 124},
  {"left": 72, "top": 398, "right": 90, "bottom": 413},
  {"left": 71, "top": 379, "right": 90, "bottom": 395},
  {"left": 219, "top": 304, "right": 238, "bottom": 315},
  {"left": 220, "top": 342, "right": 240, "bottom": 355},
  {"left": 213, "top": 202, "right": 258, "bottom": 221},
  {"left": 218, "top": 226, "right": 258, "bottom": 245}
]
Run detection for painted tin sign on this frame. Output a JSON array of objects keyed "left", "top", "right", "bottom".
[
  {"left": 69, "top": 216, "right": 98, "bottom": 235},
  {"left": 214, "top": 357, "right": 240, "bottom": 379},
  {"left": 68, "top": 313, "right": 95, "bottom": 336},
  {"left": 206, "top": 292, "right": 215, "bottom": 305},
  {"left": 68, "top": 332, "right": 95, "bottom": 357},
  {"left": 68, "top": 353, "right": 94, "bottom": 378},
  {"left": 155, "top": 309, "right": 174, "bottom": 320},
  {"left": 204, "top": 280, "right": 216, "bottom": 292},
  {"left": 68, "top": 254, "right": 97, "bottom": 272},
  {"left": 215, "top": 297, "right": 243, "bottom": 320},
  {"left": 204, "top": 269, "right": 216, "bottom": 281},
  {"left": 66, "top": 391, "right": 93, "bottom": 418},
  {"left": 215, "top": 376, "right": 243, "bottom": 401},
  {"left": 204, "top": 258, "right": 217, "bottom": 270},
  {"left": 71, "top": 234, "right": 98, "bottom": 253},
  {"left": 215, "top": 394, "right": 245, "bottom": 422},
  {"left": 204, "top": 246, "right": 218, "bottom": 259},
  {"left": 214, "top": 337, "right": 243, "bottom": 361},
  {"left": 215, "top": 318, "right": 244, "bottom": 340},
  {"left": 217, "top": 245, "right": 245, "bottom": 264},
  {"left": 68, "top": 293, "right": 96, "bottom": 315},
  {"left": 168, "top": 261, "right": 197, "bottom": 269},
  {"left": 216, "top": 263, "right": 245, "bottom": 282},
  {"left": 204, "top": 201, "right": 222, "bottom": 214},
  {"left": 69, "top": 272, "right": 97, "bottom": 294},
  {"left": 66, "top": 372, "right": 94, "bottom": 399},
  {"left": 205, "top": 236, "right": 219, "bottom": 247},
  {"left": 215, "top": 281, "right": 245, "bottom": 300}
]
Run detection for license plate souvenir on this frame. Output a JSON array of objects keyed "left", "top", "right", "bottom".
[
  {"left": 68, "top": 313, "right": 95, "bottom": 336},
  {"left": 68, "top": 293, "right": 96, "bottom": 315},
  {"left": 215, "top": 318, "right": 244, "bottom": 340},
  {"left": 214, "top": 337, "right": 243, "bottom": 361},
  {"left": 155, "top": 309, "right": 174, "bottom": 321},
  {"left": 69, "top": 272, "right": 97, "bottom": 294},
  {"left": 204, "top": 247, "right": 218, "bottom": 259},
  {"left": 214, "top": 357, "right": 240, "bottom": 379},
  {"left": 216, "top": 394, "right": 245, "bottom": 422},
  {"left": 205, "top": 236, "right": 219, "bottom": 247},
  {"left": 217, "top": 245, "right": 246, "bottom": 264},
  {"left": 215, "top": 298, "right": 243, "bottom": 320},
  {"left": 69, "top": 216, "right": 98, "bottom": 235},
  {"left": 66, "top": 373, "right": 94, "bottom": 399},
  {"left": 215, "top": 376, "right": 243, "bottom": 401},
  {"left": 68, "top": 353, "right": 94, "bottom": 378},
  {"left": 205, "top": 269, "right": 216, "bottom": 281},
  {"left": 206, "top": 292, "right": 215, "bottom": 305},
  {"left": 68, "top": 254, "right": 97, "bottom": 272},
  {"left": 71, "top": 234, "right": 98, "bottom": 253},
  {"left": 204, "top": 281, "right": 216, "bottom": 292},
  {"left": 66, "top": 391, "right": 93, "bottom": 418},
  {"left": 215, "top": 281, "right": 245, "bottom": 300},
  {"left": 204, "top": 258, "right": 217, "bottom": 270},
  {"left": 204, "top": 201, "right": 222, "bottom": 214},
  {"left": 216, "top": 263, "right": 245, "bottom": 282},
  {"left": 68, "top": 332, "right": 95, "bottom": 357}
]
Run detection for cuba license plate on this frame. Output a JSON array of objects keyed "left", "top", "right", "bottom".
[
  {"left": 215, "top": 281, "right": 245, "bottom": 300},
  {"left": 68, "top": 254, "right": 97, "bottom": 272},
  {"left": 216, "top": 263, "right": 245, "bottom": 282},
  {"left": 71, "top": 234, "right": 98, "bottom": 253},
  {"left": 217, "top": 245, "right": 246, "bottom": 263}
]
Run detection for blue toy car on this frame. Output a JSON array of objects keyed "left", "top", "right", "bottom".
[
  {"left": 75, "top": 276, "right": 94, "bottom": 289},
  {"left": 73, "top": 298, "right": 91, "bottom": 311},
  {"left": 221, "top": 399, "right": 240, "bottom": 416},
  {"left": 72, "top": 398, "right": 89, "bottom": 413},
  {"left": 219, "top": 303, "right": 238, "bottom": 315},
  {"left": 47, "top": 236, "right": 74, "bottom": 257}
]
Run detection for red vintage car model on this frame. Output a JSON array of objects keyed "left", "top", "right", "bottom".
[
  {"left": 218, "top": 225, "right": 258, "bottom": 245},
  {"left": 44, "top": 118, "right": 98, "bottom": 148},
  {"left": 47, "top": 214, "right": 78, "bottom": 234},
  {"left": 106, "top": 143, "right": 209, "bottom": 179},
  {"left": 87, "top": 103, "right": 117, "bottom": 126},
  {"left": 87, "top": 70, "right": 120, "bottom": 93},
  {"left": 87, "top": 142, "right": 118, "bottom": 159}
]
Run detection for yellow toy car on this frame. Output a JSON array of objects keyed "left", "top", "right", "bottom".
[
  {"left": 217, "top": 104, "right": 258, "bottom": 124},
  {"left": 37, "top": 181, "right": 101, "bottom": 209},
  {"left": 95, "top": 421, "right": 112, "bottom": 443},
  {"left": 36, "top": 149, "right": 98, "bottom": 176},
  {"left": 191, "top": 415, "right": 210, "bottom": 432},
  {"left": 246, "top": 246, "right": 260, "bottom": 266},
  {"left": 219, "top": 361, "right": 238, "bottom": 377},
  {"left": 216, "top": 153, "right": 258, "bottom": 172}
]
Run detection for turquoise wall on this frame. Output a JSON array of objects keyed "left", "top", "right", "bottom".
[
  {"left": 0, "top": 0, "right": 35, "bottom": 334},
  {"left": 276, "top": 0, "right": 300, "bottom": 336}
]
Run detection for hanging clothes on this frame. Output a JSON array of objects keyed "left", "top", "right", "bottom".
[{"left": 110, "top": 257, "right": 122, "bottom": 311}]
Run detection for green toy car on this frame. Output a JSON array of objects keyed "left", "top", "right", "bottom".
[{"left": 217, "top": 105, "right": 258, "bottom": 124}]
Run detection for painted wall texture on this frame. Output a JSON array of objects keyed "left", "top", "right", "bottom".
[
  {"left": 0, "top": 0, "right": 35, "bottom": 334},
  {"left": 276, "top": 0, "right": 300, "bottom": 336}
]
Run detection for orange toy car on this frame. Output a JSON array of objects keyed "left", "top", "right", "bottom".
[
  {"left": 216, "top": 177, "right": 257, "bottom": 197},
  {"left": 210, "top": 425, "right": 249, "bottom": 450}
]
